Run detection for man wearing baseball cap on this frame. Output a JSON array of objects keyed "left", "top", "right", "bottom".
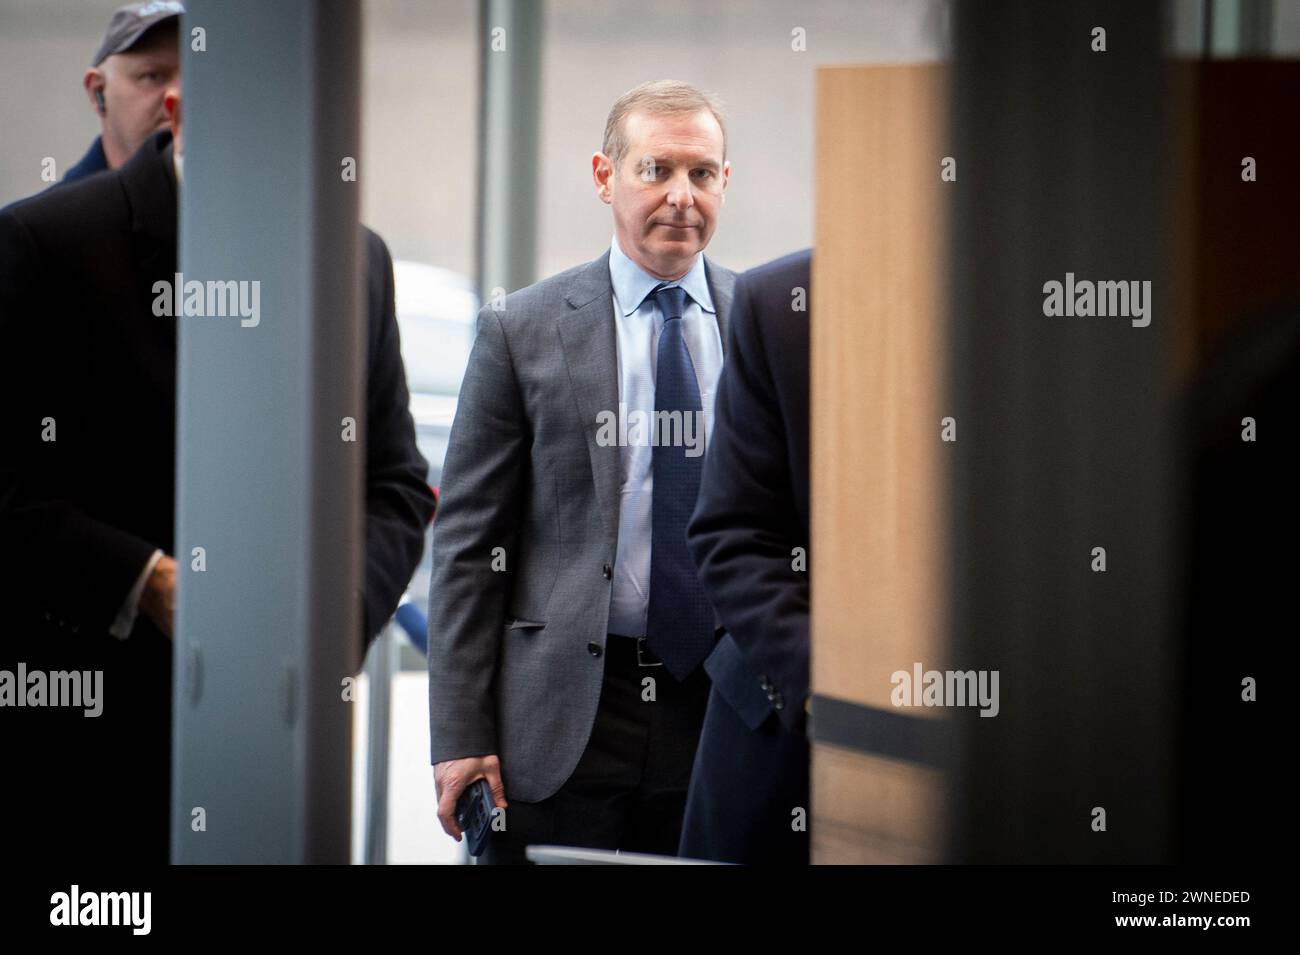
[{"left": 67, "top": 1, "right": 184, "bottom": 182}]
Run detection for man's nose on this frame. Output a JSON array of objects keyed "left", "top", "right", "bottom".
[{"left": 665, "top": 172, "right": 695, "bottom": 210}]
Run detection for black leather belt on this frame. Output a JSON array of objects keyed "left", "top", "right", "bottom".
[{"left": 607, "top": 633, "right": 662, "bottom": 667}]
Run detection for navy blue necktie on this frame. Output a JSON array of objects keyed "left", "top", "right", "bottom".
[{"left": 645, "top": 284, "right": 715, "bottom": 679}]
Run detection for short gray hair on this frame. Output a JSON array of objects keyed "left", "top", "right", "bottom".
[{"left": 602, "top": 80, "right": 726, "bottom": 170}]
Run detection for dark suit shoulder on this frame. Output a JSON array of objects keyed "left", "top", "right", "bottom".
[
  {"left": 361, "top": 223, "right": 387, "bottom": 258},
  {"left": 2, "top": 131, "right": 175, "bottom": 257},
  {"left": 734, "top": 248, "right": 811, "bottom": 343},
  {"left": 360, "top": 224, "right": 394, "bottom": 352},
  {"left": 0, "top": 167, "right": 130, "bottom": 249},
  {"left": 739, "top": 249, "right": 811, "bottom": 304},
  {"left": 360, "top": 225, "right": 392, "bottom": 304}
]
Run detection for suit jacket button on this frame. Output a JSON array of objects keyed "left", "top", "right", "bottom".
[
  {"left": 587, "top": 642, "right": 603, "bottom": 657},
  {"left": 774, "top": 699, "right": 785, "bottom": 711},
  {"left": 601, "top": 563, "right": 612, "bottom": 580}
]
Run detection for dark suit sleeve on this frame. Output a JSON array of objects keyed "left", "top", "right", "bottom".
[
  {"left": 361, "top": 230, "right": 436, "bottom": 647},
  {"left": 425, "top": 305, "right": 528, "bottom": 764},
  {"left": 689, "top": 276, "right": 810, "bottom": 734},
  {"left": 0, "top": 208, "right": 157, "bottom": 635}
]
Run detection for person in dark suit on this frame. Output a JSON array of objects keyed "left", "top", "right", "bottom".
[
  {"left": 679, "top": 249, "right": 812, "bottom": 864},
  {"left": 0, "top": 90, "right": 434, "bottom": 863},
  {"left": 427, "top": 80, "right": 736, "bottom": 863}
]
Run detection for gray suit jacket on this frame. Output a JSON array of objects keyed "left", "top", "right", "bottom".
[{"left": 427, "top": 250, "right": 736, "bottom": 802}]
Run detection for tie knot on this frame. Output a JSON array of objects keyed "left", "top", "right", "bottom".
[{"left": 652, "top": 284, "right": 688, "bottom": 321}]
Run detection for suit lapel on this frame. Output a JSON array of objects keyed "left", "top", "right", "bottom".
[
  {"left": 120, "top": 131, "right": 178, "bottom": 257},
  {"left": 119, "top": 132, "right": 179, "bottom": 348},
  {"left": 556, "top": 253, "right": 622, "bottom": 547},
  {"left": 704, "top": 257, "right": 736, "bottom": 355}
]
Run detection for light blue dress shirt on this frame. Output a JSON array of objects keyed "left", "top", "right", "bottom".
[{"left": 605, "top": 236, "right": 724, "bottom": 638}]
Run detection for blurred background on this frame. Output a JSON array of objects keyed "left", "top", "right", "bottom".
[
  {"left": 0, "top": 0, "right": 952, "bottom": 865},
  {"left": 0, "top": 0, "right": 1294, "bottom": 865}
]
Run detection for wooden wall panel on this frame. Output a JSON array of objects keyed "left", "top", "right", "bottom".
[{"left": 811, "top": 65, "right": 950, "bottom": 863}]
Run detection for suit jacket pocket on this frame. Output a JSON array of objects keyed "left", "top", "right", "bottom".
[{"left": 505, "top": 618, "right": 546, "bottom": 631}]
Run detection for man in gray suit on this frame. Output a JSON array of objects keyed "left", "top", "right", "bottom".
[{"left": 427, "top": 80, "right": 736, "bottom": 863}]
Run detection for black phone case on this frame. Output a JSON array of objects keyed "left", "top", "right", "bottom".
[{"left": 454, "top": 778, "right": 494, "bottom": 857}]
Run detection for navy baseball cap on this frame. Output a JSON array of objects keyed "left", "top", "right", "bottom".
[{"left": 91, "top": 1, "right": 184, "bottom": 67}]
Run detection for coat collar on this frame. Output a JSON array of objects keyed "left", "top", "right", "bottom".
[
  {"left": 117, "top": 128, "right": 178, "bottom": 249},
  {"left": 62, "top": 136, "right": 109, "bottom": 184}
]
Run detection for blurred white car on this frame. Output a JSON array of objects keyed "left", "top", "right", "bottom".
[
  {"left": 392, "top": 259, "right": 478, "bottom": 611},
  {"left": 356, "top": 261, "right": 478, "bottom": 866}
]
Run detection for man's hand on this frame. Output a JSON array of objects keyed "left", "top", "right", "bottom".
[
  {"left": 434, "top": 755, "right": 507, "bottom": 840},
  {"left": 139, "top": 555, "right": 176, "bottom": 639}
]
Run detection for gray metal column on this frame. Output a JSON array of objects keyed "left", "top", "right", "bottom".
[
  {"left": 172, "top": 0, "right": 362, "bottom": 863},
  {"left": 475, "top": 0, "right": 542, "bottom": 302}
]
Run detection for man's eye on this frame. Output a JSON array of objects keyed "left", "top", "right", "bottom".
[{"left": 693, "top": 169, "right": 714, "bottom": 180}]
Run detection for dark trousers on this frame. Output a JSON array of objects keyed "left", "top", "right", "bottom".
[
  {"left": 479, "top": 635, "right": 710, "bottom": 864},
  {"left": 678, "top": 683, "right": 811, "bottom": 864}
]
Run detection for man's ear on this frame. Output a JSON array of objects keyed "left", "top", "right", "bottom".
[
  {"left": 84, "top": 69, "right": 106, "bottom": 115},
  {"left": 592, "top": 152, "right": 614, "bottom": 204}
]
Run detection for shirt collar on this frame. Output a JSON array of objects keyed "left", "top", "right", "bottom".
[{"left": 609, "top": 235, "right": 715, "bottom": 317}]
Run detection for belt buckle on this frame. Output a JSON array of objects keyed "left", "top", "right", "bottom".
[{"left": 635, "top": 637, "right": 662, "bottom": 668}]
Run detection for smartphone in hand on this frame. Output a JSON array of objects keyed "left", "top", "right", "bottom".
[{"left": 454, "top": 778, "right": 496, "bottom": 857}]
